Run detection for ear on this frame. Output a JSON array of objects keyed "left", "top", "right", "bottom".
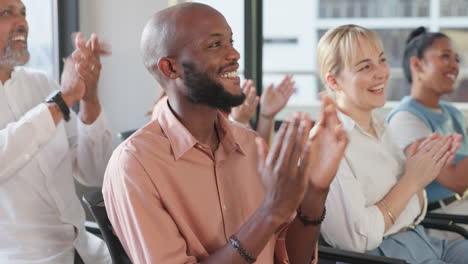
[
  {"left": 158, "top": 57, "right": 180, "bottom": 79},
  {"left": 410, "top": 56, "right": 423, "bottom": 74},
  {"left": 325, "top": 72, "right": 341, "bottom": 92}
]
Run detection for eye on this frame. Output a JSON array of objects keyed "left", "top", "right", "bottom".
[
  {"left": 358, "top": 64, "right": 370, "bottom": 72},
  {"left": 208, "top": 41, "right": 221, "bottom": 48},
  {"left": 380, "top": 57, "right": 387, "bottom": 63},
  {"left": 230, "top": 39, "right": 234, "bottom": 45},
  {"left": 0, "top": 9, "right": 12, "bottom": 17}
]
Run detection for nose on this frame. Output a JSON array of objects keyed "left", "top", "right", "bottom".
[
  {"left": 450, "top": 56, "right": 459, "bottom": 73},
  {"left": 375, "top": 62, "right": 389, "bottom": 81},
  {"left": 14, "top": 13, "right": 28, "bottom": 33},
  {"left": 226, "top": 45, "right": 240, "bottom": 62}
]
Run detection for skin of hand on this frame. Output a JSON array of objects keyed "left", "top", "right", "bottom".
[
  {"left": 403, "top": 133, "right": 455, "bottom": 189},
  {"left": 60, "top": 56, "right": 86, "bottom": 108},
  {"left": 71, "top": 32, "right": 111, "bottom": 103},
  {"left": 229, "top": 80, "right": 259, "bottom": 124},
  {"left": 255, "top": 113, "right": 313, "bottom": 225},
  {"left": 305, "top": 95, "right": 349, "bottom": 192},
  {"left": 259, "top": 75, "right": 296, "bottom": 119}
]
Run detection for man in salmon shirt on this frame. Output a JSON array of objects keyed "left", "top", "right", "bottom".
[{"left": 103, "top": 3, "right": 348, "bottom": 263}]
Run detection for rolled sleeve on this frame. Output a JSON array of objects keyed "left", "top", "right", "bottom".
[
  {"left": 321, "top": 160, "right": 385, "bottom": 252},
  {"left": 76, "top": 111, "right": 110, "bottom": 140},
  {"left": 72, "top": 111, "right": 112, "bottom": 186}
]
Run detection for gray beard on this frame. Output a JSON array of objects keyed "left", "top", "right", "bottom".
[{"left": 0, "top": 38, "right": 30, "bottom": 70}]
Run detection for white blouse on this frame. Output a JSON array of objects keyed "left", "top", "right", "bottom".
[{"left": 321, "top": 111, "right": 427, "bottom": 252}]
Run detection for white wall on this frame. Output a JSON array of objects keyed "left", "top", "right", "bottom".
[{"left": 79, "top": 0, "right": 168, "bottom": 142}]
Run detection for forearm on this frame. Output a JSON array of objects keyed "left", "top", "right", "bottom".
[
  {"left": 256, "top": 114, "right": 274, "bottom": 144},
  {"left": 285, "top": 190, "right": 325, "bottom": 263},
  {"left": 377, "top": 176, "right": 420, "bottom": 231},
  {"left": 79, "top": 96, "right": 101, "bottom": 124},
  {"left": 201, "top": 204, "right": 281, "bottom": 264},
  {"left": 437, "top": 159, "right": 468, "bottom": 194}
]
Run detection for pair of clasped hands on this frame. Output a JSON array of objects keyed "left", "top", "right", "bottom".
[
  {"left": 404, "top": 131, "right": 461, "bottom": 192},
  {"left": 60, "top": 32, "right": 111, "bottom": 111}
]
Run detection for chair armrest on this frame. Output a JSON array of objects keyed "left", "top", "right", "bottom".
[
  {"left": 425, "top": 212, "right": 468, "bottom": 224},
  {"left": 421, "top": 218, "right": 468, "bottom": 239},
  {"left": 85, "top": 220, "right": 102, "bottom": 236},
  {"left": 318, "top": 246, "right": 407, "bottom": 264}
]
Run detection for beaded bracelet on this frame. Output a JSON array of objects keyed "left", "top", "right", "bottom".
[
  {"left": 297, "top": 206, "right": 326, "bottom": 226},
  {"left": 229, "top": 235, "right": 256, "bottom": 263}
]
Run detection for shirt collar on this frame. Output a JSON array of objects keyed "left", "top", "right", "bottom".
[
  {"left": 337, "top": 109, "right": 386, "bottom": 137},
  {"left": 156, "top": 97, "right": 245, "bottom": 160}
]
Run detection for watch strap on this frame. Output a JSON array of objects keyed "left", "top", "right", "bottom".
[{"left": 46, "top": 91, "right": 70, "bottom": 122}]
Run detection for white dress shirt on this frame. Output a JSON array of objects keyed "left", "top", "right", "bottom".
[
  {"left": 0, "top": 67, "right": 112, "bottom": 263},
  {"left": 321, "top": 111, "right": 427, "bottom": 252}
]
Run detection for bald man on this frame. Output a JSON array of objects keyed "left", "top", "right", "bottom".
[{"left": 103, "top": 3, "right": 347, "bottom": 263}]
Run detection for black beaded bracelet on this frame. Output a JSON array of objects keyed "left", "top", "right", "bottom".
[
  {"left": 297, "top": 206, "right": 326, "bottom": 226},
  {"left": 229, "top": 235, "right": 256, "bottom": 263}
]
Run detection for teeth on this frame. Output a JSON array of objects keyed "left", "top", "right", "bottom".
[
  {"left": 12, "top": 36, "right": 25, "bottom": 41},
  {"left": 221, "top": 71, "right": 238, "bottom": 78},
  {"left": 369, "top": 84, "right": 384, "bottom": 91},
  {"left": 447, "top": 74, "right": 456, "bottom": 80}
]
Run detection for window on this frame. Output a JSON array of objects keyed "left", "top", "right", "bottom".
[
  {"left": 174, "top": 0, "right": 468, "bottom": 111},
  {"left": 263, "top": 0, "right": 468, "bottom": 107},
  {"left": 22, "top": 0, "right": 59, "bottom": 81}
]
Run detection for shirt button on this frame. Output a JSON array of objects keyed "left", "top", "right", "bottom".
[
  {"left": 24, "top": 154, "right": 31, "bottom": 160},
  {"left": 222, "top": 204, "right": 227, "bottom": 211}
]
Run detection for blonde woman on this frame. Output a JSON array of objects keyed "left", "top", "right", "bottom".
[{"left": 318, "top": 24, "right": 468, "bottom": 263}]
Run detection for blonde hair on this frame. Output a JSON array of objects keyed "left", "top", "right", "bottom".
[{"left": 317, "top": 24, "right": 384, "bottom": 92}]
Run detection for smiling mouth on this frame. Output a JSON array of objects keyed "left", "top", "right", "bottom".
[
  {"left": 221, "top": 71, "right": 238, "bottom": 79},
  {"left": 10, "top": 34, "right": 27, "bottom": 46},
  {"left": 368, "top": 84, "right": 385, "bottom": 94},
  {"left": 446, "top": 73, "right": 456, "bottom": 81}
]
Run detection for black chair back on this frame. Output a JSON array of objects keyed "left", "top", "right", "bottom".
[
  {"left": 117, "top": 130, "right": 137, "bottom": 142},
  {"left": 83, "top": 191, "right": 132, "bottom": 264}
]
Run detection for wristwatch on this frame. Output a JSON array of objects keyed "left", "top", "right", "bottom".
[{"left": 46, "top": 91, "right": 70, "bottom": 122}]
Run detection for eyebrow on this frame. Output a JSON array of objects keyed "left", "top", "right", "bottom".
[
  {"left": 208, "top": 31, "right": 233, "bottom": 38},
  {"left": 209, "top": 33, "right": 223, "bottom": 38},
  {"left": 1, "top": 4, "right": 25, "bottom": 11},
  {"left": 354, "top": 52, "right": 384, "bottom": 66}
]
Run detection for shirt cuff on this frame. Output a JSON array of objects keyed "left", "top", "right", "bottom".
[
  {"left": 414, "top": 190, "right": 428, "bottom": 225},
  {"left": 76, "top": 111, "right": 110, "bottom": 139}
]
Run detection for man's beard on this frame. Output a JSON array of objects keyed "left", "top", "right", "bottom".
[
  {"left": 182, "top": 62, "right": 245, "bottom": 110},
  {"left": 0, "top": 28, "right": 30, "bottom": 69}
]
